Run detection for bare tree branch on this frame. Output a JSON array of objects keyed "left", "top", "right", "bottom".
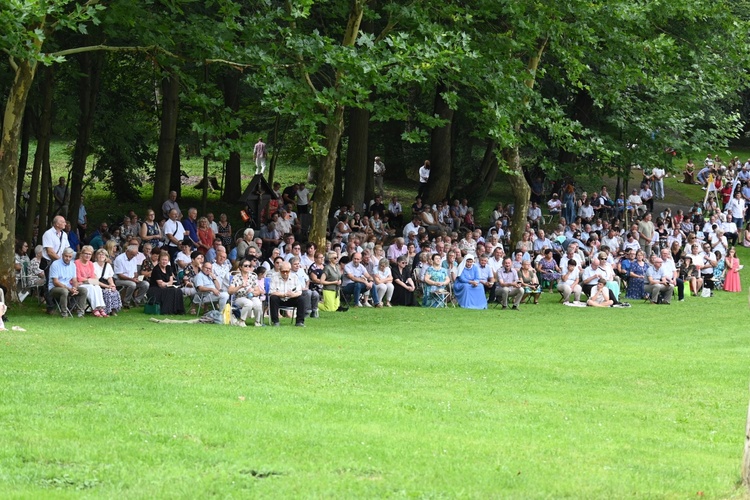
[{"left": 49, "top": 44, "right": 179, "bottom": 60}]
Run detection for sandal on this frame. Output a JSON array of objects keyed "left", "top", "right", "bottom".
[{"left": 99, "top": 310, "right": 108, "bottom": 317}]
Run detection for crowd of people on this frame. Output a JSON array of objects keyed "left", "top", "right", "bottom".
[{"left": 9, "top": 155, "right": 747, "bottom": 325}]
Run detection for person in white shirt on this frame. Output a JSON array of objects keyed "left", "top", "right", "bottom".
[
  {"left": 660, "top": 248, "right": 683, "bottom": 301},
  {"left": 557, "top": 260, "right": 582, "bottom": 304},
  {"left": 342, "top": 252, "right": 379, "bottom": 307},
  {"left": 373, "top": 156, "right": 386, "bottom": 197},
  {"left": 639, "top": 182, "right": 654, "bottom": 213},
  {"left": 651, "top": 167, "right": 665, "bottom": 200},
  {"left": 645, "top": 257, "right": 674, "bottom": 304},
  {"left": 114, "top": 245, "right": 150, "bottom": 307},
  {"left": 163, "top": 209, "right": 187, "bottom": 261},
  {"left": 296, "top": 182, "right": 310, "bottom": 214},
  {"left": 547, "top": 193, "right": 562, "bottom": 217},
  {"left": 417, "top": 160, "right": 430, "bottom": 199},
  {"left": 627, "top": 190, "right": 646, "bottom": 218},
  {"left": 289, "top": 256, "right": 318, "bottom": 318},
  {"left": 269, "top": 261, "right": 305, "bottom": 326},
  {"left": 527, "top": 202, "right": 542, "bottom": 228}
]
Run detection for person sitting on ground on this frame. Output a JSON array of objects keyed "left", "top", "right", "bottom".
[
  {"left": 48, "top": 248, "right": 89, "bottom": 317},
  {"left": 586, "top": 279, "right": 614, "bottom": 307}
]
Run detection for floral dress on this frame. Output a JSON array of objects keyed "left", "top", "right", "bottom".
[{"left": 626, "top": 260, "right": 649, "bottom": 299}]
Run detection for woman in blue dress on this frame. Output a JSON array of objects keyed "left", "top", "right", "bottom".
[
  {"left": 453, "top": 255, "right": 488, "bottom": 309},
  {"left": 625, "top": 250, "right": 648, "bottom": 299}
]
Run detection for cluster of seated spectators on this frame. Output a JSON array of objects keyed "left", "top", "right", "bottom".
[{"left": 12, "top": 173, "right": 745, "bottom": 322}]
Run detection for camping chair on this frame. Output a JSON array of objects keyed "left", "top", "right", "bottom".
[{"left": 194, "top": 290, "right": 219, "bottom": 315}]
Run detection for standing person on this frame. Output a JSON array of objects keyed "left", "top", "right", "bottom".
[
  {"left": 296, "top": 181, "right": 310, "bottom": 215},
  {"left": 417, "top": 160, "right": 430, "bottom": 199},
  {"left": 77, "top": 195, "right": 87, "bottom": 241},
  {"left": 723, "top": 246, "right": 741, "bottom": 292},
  {"left": 253, "top": 137, "right": 267, "bottom": 175},
  {"left": 163, "top": 209, "right": 187, "bottom": 261},
  {"left": 651, "top": 166, "right": 665, "bottom": 200},
  {"left": 373, "top": 156, "right": 386, "bottom": 197},
  {"left": 53, "top": 176, "right": 69, "bottom": 217}
]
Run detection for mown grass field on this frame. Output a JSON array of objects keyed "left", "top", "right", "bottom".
[{"left": 2, "top": 248, "right": 749, "bottom": 498}]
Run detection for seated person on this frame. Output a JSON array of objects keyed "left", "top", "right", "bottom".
[
  {"left": 48, "top": 248, "right": 89, "bottom": 317},
  {"left": 342, "top": 252, "right": 379, "bottom": 307},
  {"left": 518, "top": 259, "right": 541, "bottom": 305},
  {"left": 475, "top": 254, "right": 496, "bottom": 301},
  {"left": 645, "top": 257, "right": 674, "bottom": 304},
  {"left": 114, "top": 244, "right": 150, "bottom": 308},
  {"left": 557, "top": 260, "right": 583, "bottom": 304},
  {"left": 453, "top": 255, "right": 488, "bottom": 309},
  {"left": 290, "top": 256, "right": 319, "bottom": 317},
  {"left": 391, "top": 256, "right": 417, "bottom": 306},
  {"left": 148, "top": 250, "right": 186, "bottom": 315},
  {"left": 229, "top": 258, "right": 264, "bottom": 326},
  {"left": 269, "top": 261, "right": 305, "bottom": 326},
  {"left": 586, "top": 279, "right": 613, "bottom": 307},
  {"left": 495, "top": 257, "right": 523, "bottom": 309},
  {"left": 423, "top": 253, "right": 450, "bottom": 307},
  {"left": 193, "top": 261, "right": 230, "bottom": 311}
]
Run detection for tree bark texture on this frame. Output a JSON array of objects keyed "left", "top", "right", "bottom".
[
  {"left": 152, "top": 73, "right": 180, "bottom": 211},
  {"left": 69, "top": 52, "right": 103, "bottom": 233},
  {"left": 343, "top": 107, "right": 369, "bottom": 209},
  {"left": 16, "top": 112, "right": 31, "bottom": 203},
  {"left": 222, "top": 71, "right": 242, "bottom": 202},
  {"left": 462, "top": 140, "right": 498, "bottom": 206},
  {"left": 39, "top": 145, "right": 52, "bottom": 231},
  {"left": 504, "top": 145, "right": 530, "bottom": 248},
  {"left": 424, "top": 81, "right": 454, "bottom": 204},
  {"left": 169, "top": 141, "right": 182, "bottom": 198},
  {"left": 25, "top": 69, "right": 55, "bottom": 246},
  {"left": 0, "top": 60, "right": 37, "bottom": 292},
  {"left": 310, "top": 106, "right": 345, "bottom": 248}
]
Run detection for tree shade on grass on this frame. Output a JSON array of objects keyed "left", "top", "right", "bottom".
[{"left": 1, "top": 256, "right": 749, "bottom": 497}]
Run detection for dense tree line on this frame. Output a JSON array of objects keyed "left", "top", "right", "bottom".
[{"left": 2, "top": 0, "right": 749, "bottom": 291}]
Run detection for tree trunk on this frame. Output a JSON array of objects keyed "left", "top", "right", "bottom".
[
  {"left": 39, "top": 145, "right": 52, "bottom": 232},
  {"left": 462, "top": 140, "right": 498, "bottom": 205},
  {"left": 333, "top": 141, "right": 344, "bottom": 209},
  {"left": 222, "top": 71, "right": 242, "bottom": 202},
  {"left": 152, "top": 73, "right": 180, "bottom": 211},
  {"left": 504, "top": 145, "right": 531, "bottom": 248},
  {"left": 343, "top": 107, "right": 370, "bottom": 210},
  {"left": 310, "top": 105, "right": 346, "bottom": 248},
  {"left": 16, "top": 112, "right": 31, "bottom": 203},
  {"left": 25, "top": 69, "right": 55, "bottom": 246},
  {"left": 170, "top": 141, "right": 182, "bottom": 199},
  {"left": 69, "top": 52, "right": 103, "bottom": 233},
  {"left": 424, "top": 81, "right": 454, "bottom": 204},
  {"left": 0, "top": 60, "right": 38, "bottom": 292}
]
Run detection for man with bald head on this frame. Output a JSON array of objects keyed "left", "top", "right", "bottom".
[
  {"left": 645, "top": 257, "right": 674, "bottom": 304},
  {"left": 269, "top": 261, "right": 305, "bottom": 327}
]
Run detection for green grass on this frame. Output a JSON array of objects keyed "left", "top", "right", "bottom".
[{"left": 3, "top": 249, "right": 750, "bottom": 497}]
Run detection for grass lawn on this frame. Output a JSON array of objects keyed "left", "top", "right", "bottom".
[{"left": 2, "top": 246, "right": 750, "bottom": 498}]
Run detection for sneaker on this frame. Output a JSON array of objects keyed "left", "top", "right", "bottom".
[
  {"left": 295, "top": 322, "right": 306, "bottom": 328},
  {"left": 77, "top": 310, "right": 85, "bottom": 318},
  {"left": 272, "top": 322, "right": 280, "bottom": 327},
  {"left": 311, "top": 310, "right": 319, "bottom": 318},
  {"left": 61, "top": 312, "right": 70, "bottom": 318},
  {"left": 363, "top": 302, "right": 372, "bottom": 308},
  {"left": 18, "top": 291, "right": 29, "bottom": 303}
]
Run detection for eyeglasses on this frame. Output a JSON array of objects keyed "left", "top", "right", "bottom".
[
  {"left": 242, "top": 264, "right": 252, "bottom": 268},
  {"left": 280, "top": 270, "right": 290, "bottom": 273}
]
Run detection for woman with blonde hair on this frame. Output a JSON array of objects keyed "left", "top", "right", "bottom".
[{"left": 75, "top": 245, "right": 108, "bottom": 317}]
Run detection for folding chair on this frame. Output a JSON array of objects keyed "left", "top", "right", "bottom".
[
  {"left": 431, "top": 288, "right": 451, "bottom": 308},
  {"left": 264, "top": 294, "right": 298, "bottom": 325},
  {"left": 194, "top": 291, "right": 219, "bottom": 315}
]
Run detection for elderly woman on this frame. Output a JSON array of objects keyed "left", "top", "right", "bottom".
[
  {"left": 423, "top": 253, "right": 450, "bottom": 307},
  {"left": 518, "top": 259, "right": 541, "bottom": 305},
  {"left": 229, "top": 258, "right": 264, "bottom": 326},
  {"left": 453, "top": 255, "right": 487, "bottom": 309},
  {"left": 373, "top": 258, "right": 395, "bottom": 307},
  {"left": 319, "top": 251, "right": 343, "bottom": 312},
  {"left": 75, "top": 245, "right": 108, "bottom": 317},
  {"left": 196, "top": 216, "right": 215, "bottom": 255},
  {"left": 148, "top": 250, "right": 185, "bottom": 315},
  {"left": 391, "top": 255, "right": 417, "bottom": 306},
  {"left": 91, "top": 248, "right": 122, "bottom": 316},
  {"left": 236, "top": 228, "right": 258, "bottom": 260}
]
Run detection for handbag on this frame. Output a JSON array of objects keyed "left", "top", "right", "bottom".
[{"left": 144, "top": 297, "right": 161, "bottom": 315}]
